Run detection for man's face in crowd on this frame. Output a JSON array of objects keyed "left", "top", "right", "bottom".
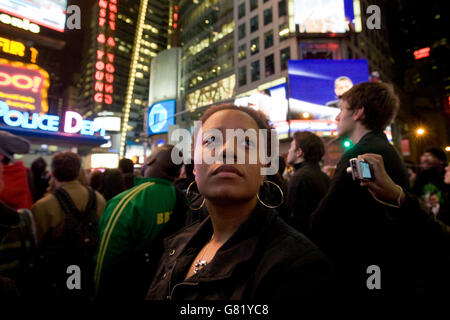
[
  {"left": 335, "top": 99, "right": 356, "bottom": 138},
  {"left": 335, "top": 79, "right": 353, "bottom": 97},
  {"left": 420, "top": 152, "right": 442, "bottom": 171},
  {"left": 444, "top": 164, "right": 450, "bottom": 184},
  {"left": 287, "top": 139, "right": 299, "bottom": 166}
]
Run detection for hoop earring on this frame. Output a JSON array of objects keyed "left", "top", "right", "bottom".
[
  {"left": 186, "top": 180, "right": 205, "bottom": 210},
  {"left": 257, "top": 180, "right": 284, "bottom": 209}
]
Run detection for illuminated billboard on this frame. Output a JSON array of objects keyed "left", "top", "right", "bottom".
[
  {"left": 147, "top": 100, "right": 175, "bottom": 135},
  {"left": 288, "top": 59, "right": 369, "bottom": 121},
  {"left": 235, "top": 83, "right": 288, "bottom": 124},
  {"left": 93, "top": 0, "right": 117, "bottom": 107},
  {"left": 0, "top": 59, "right": 50, "bottom": 114},
  {"left": 294, "top": 0, "right": 360, "bottom": 33},
  {"left": 0, "top": 0, "right": 67, "bottom": 32}
]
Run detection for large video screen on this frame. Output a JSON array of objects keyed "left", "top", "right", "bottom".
[
  {"left": 288, "top": 59, "right": 369, "bottom": 120},
  {"left": 234, "top": 83, "right": 288, "bottom": 125},
  {"left": 147, "top": 100, "right": 176, "bottom": 135},
  {"left": 294, "top": 0, "right": 357, "bottom": 33},
  {"left": 0, "top": 0, "right": 67, "bottom": 32}
]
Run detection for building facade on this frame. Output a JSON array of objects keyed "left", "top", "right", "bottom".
[{"left": 71, "top": 0, "right": 170, "bottom": 158}]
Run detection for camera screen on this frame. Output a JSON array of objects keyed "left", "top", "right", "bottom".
[{"left": 360, "top": 161, "right": 372, "bottom": 179}]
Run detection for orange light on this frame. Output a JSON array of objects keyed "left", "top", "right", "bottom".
[
  {"left": 414, "top": 47, "right": 430, "bottom": 60},
  {"left": 416, "top": 128, "right": 425, "bottom": 135}
]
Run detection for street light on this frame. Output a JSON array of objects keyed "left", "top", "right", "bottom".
[
  {"left": 416, "top": 128, "right": 425, "bottom": 136},
  {"left": 445, "top": 146, "right": 450, "bottom": 152}
]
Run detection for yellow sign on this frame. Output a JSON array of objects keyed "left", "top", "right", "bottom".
[{"left": 0, "top": 37, "right": 38, "bottom": 63}]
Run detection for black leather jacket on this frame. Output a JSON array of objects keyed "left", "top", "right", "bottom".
[{"left": 146, "top": 202, "right": 334, "bottom": 300}]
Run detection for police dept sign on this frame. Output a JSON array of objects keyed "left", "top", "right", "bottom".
[
  {"left": 147, "top": 99, "right": 175, "bottom": 135},
  {"left": 0, "top": 101, "right": 105, "bottom": 136}
]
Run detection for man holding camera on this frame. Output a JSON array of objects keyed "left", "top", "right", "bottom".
[{"left": 311, "top": 82, "right": 412, "bottom": 293}]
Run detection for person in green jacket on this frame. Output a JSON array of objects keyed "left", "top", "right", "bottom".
[{"left": 94, "top": 145, "right": 187, "bottom": 300}]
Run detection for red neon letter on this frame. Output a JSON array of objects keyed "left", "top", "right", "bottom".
[
  {"left": 104, "top": 84, "right": 114, "bottom": 94},
  {"left": 94, "top": 82, "right": 104, "bottom": 92},
  {"left": 107, "top": 53, "right": 115, "bottom": 63},
  {"left": 97, "top": 50, "right": 105, "bottom": 60},
  {"left": 96, "top": 61, "right": 105, "bottom": 70},
  {"left": 94, "top": 93, "right": 103, "bottom": 103},
  {"left": 105, "top": 73, "right": 114, "bottom": 83},
  {"left": 105, "top": 64, "right": 115, "bottom": 73},
  {"left": 109, "top": 21, "right": 116, "bottom": 30},
  {"left": 104, "top": 94, "right": 113, "bottom": 104},
  {"left": 107, "top": 37, "right": 116, "bottom": 47},
  {"left": 109, "top": 4, "right": 117, "bottom": 13},
  {"left": 98, "top": 0, "right": 108, "bottom": 9},
  {"left": 99, "top": 17, "right": 106, "bottom": 27},
  {"left": 95, "top": 71, "right": 105, "bottom": 81},
  {"left": 97, "top": 34, "right": 106, "bottom": 43}
]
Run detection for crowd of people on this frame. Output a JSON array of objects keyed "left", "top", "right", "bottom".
[{"left": 0, "top": 81, "right": 449, "bottom": 300}]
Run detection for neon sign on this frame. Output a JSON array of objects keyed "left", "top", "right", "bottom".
[
  {"left": 0, "top": 13, "right": 40, "bottom": 33},
  {"left": 0, "top": 59, "right": 49, "bottom": 113},
  {"left": 0, "top": 37, "right": 39, "bottom": 63},
  {"left": 414, "top": 47, "right": 430, "bottom": 60},
  {"left": 0, "top": 101, "right": 105, "bottom": 136},
  {"left": 94, "top": 0, "right": 117, "bottom": 106}
]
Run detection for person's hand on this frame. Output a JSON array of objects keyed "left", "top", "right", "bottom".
[{"left": 357, "top": 153, "right": 406, "bottom": 206}]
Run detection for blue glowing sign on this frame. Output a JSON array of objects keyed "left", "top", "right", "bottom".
[
  {"left": 147, "top": 100, "right": 175, "bottom": 135},
  {"left": 0, "top": 100, "right": 105, "bottom": 136},
  {"left": 288, "top": 59, "right": 369, "bottom": 106}
]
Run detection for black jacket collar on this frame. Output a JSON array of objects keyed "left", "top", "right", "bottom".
[
  {"left": 164, "top": 202, "right": 278, "bottom": 282},
  {"left": 293, "top": 161, "right": 320, "bottom": 172}
]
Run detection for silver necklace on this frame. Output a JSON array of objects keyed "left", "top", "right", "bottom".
[{"left": 193, "top": 235, "right": 214, "bottom": 274}]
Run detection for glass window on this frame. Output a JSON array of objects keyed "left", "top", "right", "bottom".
[
  {"left": 278, "top": 0, "right": 287, "bottom": 17},
  {"left": 238, "top": 3, "right": 245, "bottom": 19},
  {"left": 250, "top": 37, "right": 259, "bottom": 55},
  {"left": 280, "top": 46, "right": 290, "bottom": 71},
  {"left": 238, "top": 66, "right": 247, "bottom": 86},
  {"left": 238, "top": 44, "right": 246, "bottom": 61},
  {"left": 250, "top": 15, "right": 259, "bottom": 33},
  {"left": 263, "top": 8, "right": 273, "bottom": 25},
  {"left": 251, "top": 60, "right": 260, "bottom": 82},
  {"left": 279, "top": 23, "right": 289, "bottom": 41},
  {"left": 265, "top": 54, "right": 274, "bottom": 77},
  {"left": 264, "top": 30, "right": 273, "bottom": 48},
  {"left": 250, "top": 0, "right": 258, "bottom": 11},
  {"left": 238, "top": 23, "right": 246, "bottom": 40}
]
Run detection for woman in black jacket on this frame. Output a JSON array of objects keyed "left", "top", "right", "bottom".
[{"left": 146, "top": 104, "right": 334, "bottom": 300}]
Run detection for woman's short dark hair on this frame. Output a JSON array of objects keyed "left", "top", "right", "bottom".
[
  {"left": 51, "top": 151, "right": 81, "bottom": 182},
  {"left": 341, "top": 82, "right": 400, "bottom": 132},
  {"left": 292, "top": 131, "right": 325, "bottom": 162},
  {"left": 198, "top": 103, "right": 274, "bottom": 157}
]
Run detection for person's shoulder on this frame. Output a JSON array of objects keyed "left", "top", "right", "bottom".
[
  {"left": 31, "top": 192, "right": 58, "bottom": 217},
  {"left": 32, "top": 192, "right": 57, "bottom": 208},
  {"left": 265, "top": 217, "right": 327, "bottom": 261}
]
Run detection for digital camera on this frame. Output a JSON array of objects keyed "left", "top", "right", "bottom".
[{"left": 347, "top": 158, "right": 374, "bottom": 181}]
